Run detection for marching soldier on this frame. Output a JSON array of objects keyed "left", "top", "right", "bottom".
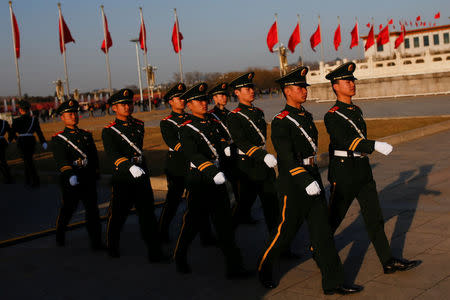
[
  {"left": 102, "top": 89, "right": 168, "bottom": 262},
  {"left": 324, "top": 62, "right": 421, "bottom": 274},
  {"left": 51, "top": 100, "right": 103, "bottom": 250},
  {"left": 11, "top": 100, "right": 48, "bottom": 187},
  {"left": 226, "top": 72, "right": 279, "bottom": 231},
  {"left": 158, "top": 83, "right": 215, "bottom": 245},
  {"left": 207, "top": 82, "right": 239, "bottom": 205},
  {"left": 258, "top": 67, "right": 363, "bottom": 295},
  {"left": 0, "top": 118, "right": 13, "bottom": 183},
  {"left": 173, "top": 83, "right": 248, "bottom": 278}
]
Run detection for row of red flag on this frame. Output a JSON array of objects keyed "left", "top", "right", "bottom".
[
  {"left": 10, "top": 6, "right": 184, "bottom": 59},
  {"left": 267, "top": 12, "right": 442, "bottom": 54}
]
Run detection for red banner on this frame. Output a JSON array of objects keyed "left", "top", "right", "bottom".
[
  {"left": 11, "top": 11, "right": 20, "bottom": 58},
  {"left": 266, "top": 21, "right": 278, "bottom": 53},
  {"left": 171, "top": 21, "right": 183, "bottom": 53},
  {"left": 350, "top": 23, "right": 359, "bottom": 49},
  {"left": 101, "top": 14, "right": 112, "bottom": 53},
  {"left": 333, "top": 24, "right": 341, "bottom": 51},
  {"left": 310, "top": 24, "right": 321, "bottom": 52},
  {"left": 139, "top": 18, "right": 147, "bottom": 52},
  {"left": 288, "top": 23, "right": 300, "bottom": 53},
  {"left": 365, "top": 25, "right": 374, "bottom": 51},
  {"left": 59, "top": 14, "right": 75, "bottom": 54}
]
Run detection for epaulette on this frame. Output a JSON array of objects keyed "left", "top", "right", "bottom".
[
  {"left": 207, "top": 109, "right": 214, "bottom": 114},
  {"left": 105, "top": 122, "right": 116, "bottom": 128},
  {"left": 162, "top": 115, "right": 173, "bottom": 121},
  {"left": 231, "top": 108, "right": 241, "bottom": 113},
  {"left": 328, "top": 106, "right": 339, "bottom": 113},
  {"left": 52, "top": 130, "right": 64, "bottom": 137},
  {"left": 255, "top": 107, "right": 263, "bottom": 112},
  {"left": 275, "top": 110, "right": 289, "bottom": 119},
  {"left": 180, "top": 120, "right": 192, "bottom": 126}
]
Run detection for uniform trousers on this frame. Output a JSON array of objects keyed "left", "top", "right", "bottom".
[
  {"left": 174, "top": 174, "right": 242, "bottom": 273},
  {"left": 56, "top": 178, "right": 102, "bottom": 246},
  {"left": 259, "top": 168, "right": 344, "bottom": 290},
  {"left": 328, "top": 156, "right": 392, "bottom": 265},
  {"left": 107, "top": 177, "right": 161, "bottom": 256}
]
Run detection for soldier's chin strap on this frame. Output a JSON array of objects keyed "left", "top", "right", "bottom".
[{"left": 109, "top": 125, "right": 143, "bottom": 156}]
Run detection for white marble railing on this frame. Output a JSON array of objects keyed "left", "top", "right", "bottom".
[{"left": 307, "top": 49, "right": 450, "bottom": 84}]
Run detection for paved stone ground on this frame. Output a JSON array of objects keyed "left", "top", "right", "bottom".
[{"left": 0, "top": 129, "right": 449, "bottom": 299}]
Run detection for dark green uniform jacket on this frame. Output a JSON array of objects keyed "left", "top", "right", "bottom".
[
  {"left": 102, "top": 117, "right": 148, "bottom": 183},
  {"left": 160, "top": 111, "right": 189, "bottom": 177}
]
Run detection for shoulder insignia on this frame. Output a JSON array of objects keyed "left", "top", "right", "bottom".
[
  {"left": 328, "top": 106, "right": 339, "bottom": 113},
  {"left": 275, "top": 110, "right": 289, "bottom": 119},
  {"left": 255, "top": 107, "right": 263, "bottom": 112},
  {"left": 207, "top": 109, "right": 214, "bottom": 114},
  {"left": 105, "top": 122, "right": 116, "bottom": 128},
  {"left": 231, "top": 108, "right": 241, "bottom": 113},
  {"left": 52, "top": 130, "right": 64, "bottom": 137},
  {"left": 180, "top": 120, "right": 192, "bottom": 126},
  {"left": 162, "top": 115, "right": 173, "bottom": 121}
]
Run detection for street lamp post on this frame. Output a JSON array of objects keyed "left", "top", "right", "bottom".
[{"left": 130, "top": 38, "right": 144, "bottom": 109}]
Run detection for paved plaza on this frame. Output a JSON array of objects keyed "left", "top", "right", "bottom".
[{"left": 0, "top": 123, "right": 449, "bottom": 299}]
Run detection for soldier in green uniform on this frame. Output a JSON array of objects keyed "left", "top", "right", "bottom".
[
  {"left": 158, "top": 83, "right": 215, "bottom": 245},
  {"left": 0, "top": 118, "right": 14, "bottom": 183},
  {"left": 51, "top": 100, "right": 103, "bottom": 250},
  {"left": 207, "top": 82, "right": 240, "bottom": 206},
  {"left": 324, "top": 62, "right": 421, "bottom": 274},
  {"left": 173, "top": 83, "right": 248, "bottom": 279},
  {"left": 226, "top": 72, "right": 279, "bottom": 231},
  {"left": 102, "top": 89, "right": 168, "bottom": 262},
  {"left": 10, "top": 100, "right": 48, "bottom": 187},
  {"left": 257, "top": 67, "right": 363, "bottom": 295}
]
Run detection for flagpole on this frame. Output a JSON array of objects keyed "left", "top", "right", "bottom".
[
  {"left": 297, "top": 14, "right": 303, "bottom": 66},
  {"left": 58, "top": 3, "right": 70, "bottom": 99},
  {"left": 101, "top": 5, "right": 112, "bottom": 96},
  {"left": 131, "top": 39, "right": 143, "bottom": 104},
  {"left": 274, "top": 13, "right": 283, "bottom": 76},
  {"left": 174, "top": 8, "right": 183, "bottom": 83},
  {"left": 387, "top": 17, "right": 392, "bottom": 58},
  {"left": 9, "top": 1, "right": 21, "bottom": 99},
  {"left": 140, "top": 7, "right": 152, "bottom": 111},
  {"left": 357, "top": 17, "right": 364, "bottom": 59},
  {"left": 319, "top": 15, "right": 324, "bottom": 63},
  {"left": 372, "top": 17, "right": 376, "bottom": 59}
]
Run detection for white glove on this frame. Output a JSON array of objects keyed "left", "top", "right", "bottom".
[
  {"left": 213, "top": 172, "right": 226, "bottom": 185},
  {"left": 69, "top": 175, "right": 79, "bottom": 186},
  {"left": 129, "top": 165, "right": 145, "bottom": 178},
  {"left": 374, "top": 141, "right": 393, "bottom": 156},
  {"left": 42, "top": 142, "right": 48, "bottom": 150},
  {"left": 264, "top": 154, "right": 277, "bottom": 168},
  {"left": 305, "top": 181, "right": 321, "bottom": 196},
  {"left": 224, "top": 146, "right": 231, "bottom": 157}
]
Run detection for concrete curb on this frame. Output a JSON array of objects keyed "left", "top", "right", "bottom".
[{"left": 316, "top": 119, "right": 450, "bottom": 168}]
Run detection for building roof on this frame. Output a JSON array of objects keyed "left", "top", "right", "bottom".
[{"left": 361, "top": 24, "right": 450, "bottom": 40}]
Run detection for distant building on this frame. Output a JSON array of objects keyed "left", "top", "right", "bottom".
[{"left": 362, "top": 24, "right": 450, "bottom": 59}]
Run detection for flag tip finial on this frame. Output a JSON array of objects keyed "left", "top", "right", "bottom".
[
  {"left": 57, "top": 2, "right": 61, "bottom": 7},
  {"left": 100, "top": 4, "right": 104, "bottom": 9},
  {"left": 9, "top": 1, "right": 12, "bottom": 5}
]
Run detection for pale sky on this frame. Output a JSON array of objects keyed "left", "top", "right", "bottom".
[{"left": 0, "top": 0, "right": 448, "bottom": 96}]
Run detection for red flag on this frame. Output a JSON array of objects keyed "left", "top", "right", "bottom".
[
  {"left": 365, "top": 25, "right": 375, "bottom": 51},
  {"left": 416, "top": 16, "right": 421, "bottom": 21},
  {"left": 410, "top": 21, "right": 412, "bottom": 26},
  {"left": 288, "top": 22, "right": 301, "bottom": 53},
  {"left": 59, "top": 14, "right": 75, "bottom": 54},
  {"left": 11, "top": 11, "right": 20, "bottom": 58},
  {"left": 266, "top": 21, "right": 278, "bottom": 53},
  {"left": 139, "top": 18, "right": 147, "bottom": 52},
  {"left": 379, "top": 24, "right": 382, "bottom": 30},
  {"left": 394, "top": 25, "right": 406, "bottom": 49},
  {"left": 333, "top": 24, "right": 341, "bottom": 51},
  {"left": 366, "top": 22, "right": 371, "bottom": 28},
  {"left": 415, "top": 22, "right": 418, "bottom": 27},
  {"left": 101, "top": 14, "right": 112, "bottom": 53},
  {"left": 310, "top": 24, "right": 321, "bottom": 52},
  {"left": 350, "top": 23, "right": 359, "bottom": 49},
  {"left": 377, "top": 25, "right": 390, "bottom": 45},
  {"left": 434, "top": 12, "right": 440, "bottom": 19},
  {"left": 171, "top": 21, "right": 183, "bottom": 53},
  {"left": 433, "top": 22, "right": 436, "bottom": 26},
  {"left": 388, "top": 19, "right": 393, "bottom": 25}
]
